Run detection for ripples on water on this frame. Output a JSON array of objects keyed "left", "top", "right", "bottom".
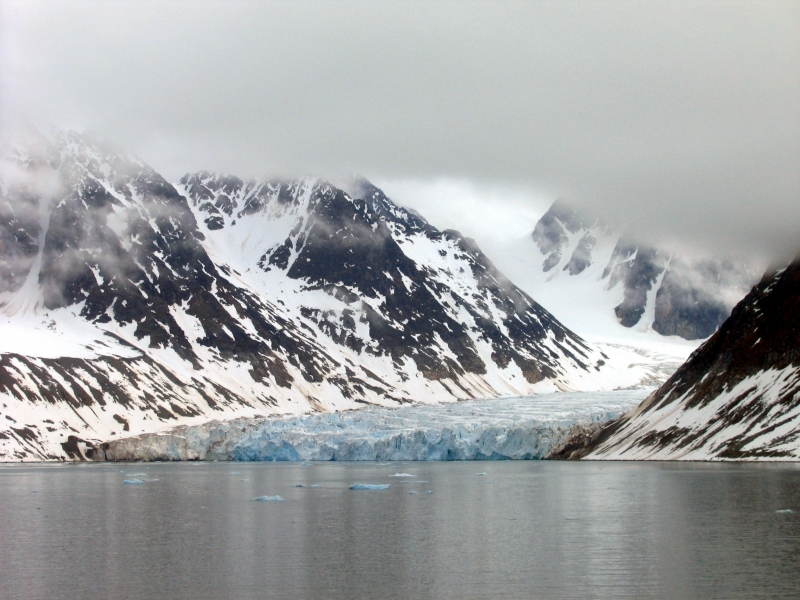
[{"left": 1, "top": 461, "right": 799, "bottom": 599}]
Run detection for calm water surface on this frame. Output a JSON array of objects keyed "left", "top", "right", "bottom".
[{"left": 1, "top": 461, "right": 799, "bottom": 599}]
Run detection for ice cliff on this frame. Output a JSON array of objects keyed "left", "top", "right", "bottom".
[{"left": 97, "top": 390, "right": 648, "bottom": 461}]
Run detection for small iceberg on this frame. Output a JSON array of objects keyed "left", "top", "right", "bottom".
[
  {"left": 230, "top": 472, "right": 241, "bottom": 475},
  {"left": 294, "top": 484, "right": 306, "bottom": 488},
  {"left": 349, "top": 484, "right": 390, "bottom": 491},
  {"left": 474, "top": 472, "right": 487, "bottom": 477},
  {"left": 775, "top": 509, "right": 793, "bottom": 514},
  {"left": 389, "top": 473, "right": 415, "bottom": 478},
  {"left": 409, "top": 491, "right": 418, "bottom": 495},
  {"left": 425, "top": 490, "right": 434, "bottom": 494},
  {"left": 126, "top": 473, "right": 147, "bottom": 477},
  {"left": 123, "top": 479, "right": 144, "bottom": 485},
  {"left": 309, "top": 484, "right": 319, "bottom": 488},
  {"left": 253, "top": 495, "right": 284, "bottom": 502}
]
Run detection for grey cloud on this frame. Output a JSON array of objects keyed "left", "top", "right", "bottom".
[{"left": 1, "top": 0, "right": 798, "bottom": 263}]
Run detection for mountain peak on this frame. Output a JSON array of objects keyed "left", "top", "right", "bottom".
[{"left": 521, "top": 198, "right": 757, "bottom": 341}]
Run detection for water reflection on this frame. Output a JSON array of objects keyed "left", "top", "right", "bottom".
[{"left": 1, "top": 462, "right": 799, "bottom": 599}]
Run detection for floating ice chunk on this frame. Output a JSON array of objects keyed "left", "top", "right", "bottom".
[
  {"left": 31, "top": 490, "right": 38, "bottom": 493},
  {"left": 294, "top": 484, "right": 306, "bottom": 488},
  {"left": 425, "top": 490, "right": 434, "bottom": 494},
  {"left": 253, "top": 495, "right": 284, "bottom": 502},
  {"left": 301, "top": 462, "right": 313, "bottom": 466},
  {"left": 409, "top": 491, "right": 418, "bottom": 495},
  {"left": 474, "top": 473, "right": 487, "bottom": 477},
  {"left": 390, "top": 473, "right": 415, "bottom": 477},
  {"left": 230, "top": 472, "right": 241, "bottom": 475},
  {"left": 349, "top": 484, "right": 390, "bottom": 490},
  {"left": 309, "top": 484, "right": 319, "bottom": 488},
  {"left": 123, "top": 479, "right": 144, "bottom": 484},
  {"left": 377, "top": 462, "right": 392, "bottom": 466},
  {"left": 241, "top": 479, "right": 250, "bottom": 481},
  {"left": 126, "top": 473, "right": 147, "bottom": 476},
  {"left": 775, "top": 509, "right": 793, "bottom": 514}
]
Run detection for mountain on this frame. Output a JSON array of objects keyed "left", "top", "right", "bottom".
[
  {"left": 0, "top": 131, "right": 661, "bottom": 461},
  {"left": 490, "top": 199, "right": 757, "bottom": 344},
  {"left": 552, "top": 257, "right": 800, "bottom": 460}
]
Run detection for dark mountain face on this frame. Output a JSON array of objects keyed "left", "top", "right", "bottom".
[
  {"left": 531, "top": 199, "right": 602, "bottom": 274},
  {"left": 0, "top": 137, "right": 61, "bottom": 295},
  {"left": 17, "top": 134, "right": 335, "bottom": 390},
  {"left": 528, "top": 199, "right": 756, "bottom": 340},
  {"left": 566, "top": 258, "right": 800, "bottom": 460},
  {"left": 0, "top": 183, "right": 42, "bottom": 294},
  {"left": 603, "top": 238, "right": 667, "bottom": 328},
  {"left": 652, "top": 258, "right": 749, "bottom": 339}
]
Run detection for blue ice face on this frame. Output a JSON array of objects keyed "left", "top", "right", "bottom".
[{"left": 124, "top": 390, "right": 647, "bottom": 462}]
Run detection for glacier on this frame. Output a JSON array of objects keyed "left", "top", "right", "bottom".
[{"left": 102, "top": 390, "right": 649, "bottom": 461}]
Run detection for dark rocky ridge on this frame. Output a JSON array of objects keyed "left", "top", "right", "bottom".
[{"left": 551, "top": 257, "right": 800, "bottom": 460}]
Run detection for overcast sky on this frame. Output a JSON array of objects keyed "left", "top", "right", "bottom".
[{"left": 1, "top": 0, "right": 798, "bottom": 263}]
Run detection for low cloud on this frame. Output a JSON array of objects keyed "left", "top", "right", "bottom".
[{"left": 1, "top": 1, "right": 798, "bottom": 265}]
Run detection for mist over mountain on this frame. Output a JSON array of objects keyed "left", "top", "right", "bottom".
[
  {"left": 488, "top": 198, "right": 759, "bottom": 345},
  {"left": 3, "top": 2, "right": 798, "bottom": 265}
]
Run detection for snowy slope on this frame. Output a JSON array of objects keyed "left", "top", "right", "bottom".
[
  {"left": 583, "top": 258, "right": 800, "bottom": 460},
  {"left": 0, "top": 131, "right": 668, "bottom": 461},
  {"left": 489, "top": 200, "right": 757, "bottom": 352}
]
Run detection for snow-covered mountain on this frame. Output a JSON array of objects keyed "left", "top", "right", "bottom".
[
  {"left": 555, "top": 257, "right": 800, "bottom": 460},
  {"left": 490, "top": 199, "right": 757, "bottom": 345},
  {"left": 0, "top": 131, "right": 662, "bottom": 461}
]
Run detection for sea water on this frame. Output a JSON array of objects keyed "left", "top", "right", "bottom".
[{"left": 1, "top": 461, "right": 799, "bottom": 599}]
